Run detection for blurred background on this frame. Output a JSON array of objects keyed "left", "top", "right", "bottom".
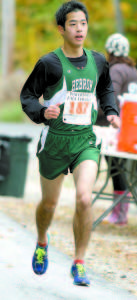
[
  {"left": 0, "top": 3, "right": 137, "bottom": 295},
  {"left": 0, "top": 0, "right": 137, "bottom": 123}
]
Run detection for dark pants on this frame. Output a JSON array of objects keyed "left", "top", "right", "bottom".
[{"left": 105, "top": 156, "right": 127, "bottom": 191}]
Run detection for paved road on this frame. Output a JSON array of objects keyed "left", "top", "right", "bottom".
[{"left": 0, "top": 211, "right": 136, "bottom": 300}]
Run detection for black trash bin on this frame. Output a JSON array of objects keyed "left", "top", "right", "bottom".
[{"left": 0, "top": 135, "right": 32, "bottom": 198}]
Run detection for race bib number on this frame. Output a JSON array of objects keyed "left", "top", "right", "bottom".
[{"left": 63, "top": 91, "right": 96, "bottom": 125}]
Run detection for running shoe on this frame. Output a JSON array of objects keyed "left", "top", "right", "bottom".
[
  {"left": 71, "top": 263, "right": 90, "bottom": 286},
  {"left": 32, "top": 243, "right": 48, "bottom": 275}
]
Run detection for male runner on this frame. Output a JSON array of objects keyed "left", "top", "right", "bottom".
[{"left": 20, "top": 1, "right": 120, "bottom": 286}]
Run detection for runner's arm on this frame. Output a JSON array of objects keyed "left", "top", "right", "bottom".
[{"left": 20, "top": 59, "right": 48, "bottom": 124}]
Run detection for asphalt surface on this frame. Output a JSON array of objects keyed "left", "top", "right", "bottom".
[{"left": 0, "top": 122, "right": 137, "bottom": 300}]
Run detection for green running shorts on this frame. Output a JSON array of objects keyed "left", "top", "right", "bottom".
[{"left": 36, "top": 127, "right": 101, "bottom": 180}]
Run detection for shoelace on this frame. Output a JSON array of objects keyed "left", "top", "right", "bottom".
[
  {"left": 35, "top": 248, "right": 46, "bottom": 264},
  {"left": 76, "top": 264, "right": 86, "bottom": 277}
]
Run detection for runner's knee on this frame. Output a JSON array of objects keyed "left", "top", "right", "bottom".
[
  {"left": 76, "top": 192, "right": 91, "bottom": 210},
  {"left": 40, "top": 197, "right": 57, "bottom": 211}
]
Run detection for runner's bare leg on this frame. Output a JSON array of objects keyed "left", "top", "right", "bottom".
[
  {"left": 73, "top": 160, "right": 98, "bottom": 260},
  {"left": 36, "top": 174, "right": 64, "bottom": 244}
]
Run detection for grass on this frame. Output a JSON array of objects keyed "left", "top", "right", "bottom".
[{"left": 0, "top": 100, "right": 27, "bottom": 123}]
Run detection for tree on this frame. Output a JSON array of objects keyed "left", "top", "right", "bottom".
[{"left": 1, "top": 0, "right": 15, "bottom": 76}]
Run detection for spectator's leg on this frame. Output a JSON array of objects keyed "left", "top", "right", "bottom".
[{"left": 104, "top": 157, "right": 129, "bottom": 225}]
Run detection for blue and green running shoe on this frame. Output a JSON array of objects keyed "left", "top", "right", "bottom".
[
  {"left": 71, "top": 263, "right": 90, "bottom": 286},
  {"left": 32, "top": 243, "right": 48, "bottom": 275}
]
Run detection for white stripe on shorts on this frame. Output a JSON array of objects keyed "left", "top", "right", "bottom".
[{"left": 38, "top": 126, "right": 49, "bottom": 153}]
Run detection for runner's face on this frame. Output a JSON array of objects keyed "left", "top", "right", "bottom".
[{"left": 62, "top": 11, "right": 88, "bottom": 47}]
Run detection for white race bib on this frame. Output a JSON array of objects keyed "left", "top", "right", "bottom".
[{"left": 63, "top": 91, "right": 97, "bottom": 125}]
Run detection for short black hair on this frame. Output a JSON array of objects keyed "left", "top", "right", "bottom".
[{"left": 55, "top": 1, "right": 88, "bottom": 29}]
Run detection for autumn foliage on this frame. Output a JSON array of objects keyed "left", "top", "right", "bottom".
[{"left": 15, "top": 0, "right": 137, "bottom": 72}]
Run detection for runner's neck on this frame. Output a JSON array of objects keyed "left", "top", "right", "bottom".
[{"left": 62, "top": 47, "right": 83, "bottom": 58}]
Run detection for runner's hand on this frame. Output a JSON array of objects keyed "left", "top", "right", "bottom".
[
  {"left": 107, "top": 115, "right": 121, "bottom": 128},
  {"left": 44, "top": 104, "right": 60, "bottom": 120}
]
